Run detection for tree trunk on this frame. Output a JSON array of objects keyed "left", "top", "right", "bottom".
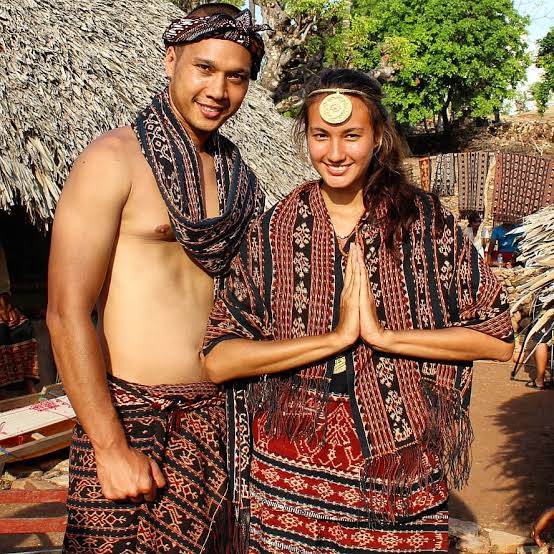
[
  {"left": 441, "top": 105, "right": 451, "bottom": 135},
  {"left": 258, "top": 1, "right": 298, "bottom": 95}
]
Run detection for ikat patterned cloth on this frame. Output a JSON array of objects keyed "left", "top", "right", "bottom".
[
  {"left": 63, "top": 376, "right": 230, "bottom": 553},
  {"left": 205, "top": 180, "right": 513, "bottom": 529},
  {"left": 133, "top": 88, "right": 265, "bottom": 278}
]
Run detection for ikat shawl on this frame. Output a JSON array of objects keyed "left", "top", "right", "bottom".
[
  {"left": 493, "top": 153, "right": 554, "bottom": 224},
  {"left": 133, "top": 88, "right": 265, "bottom": 277},
  {"left": 432, "top": 153, "right": 456, "bottom": 196},
  {"left": 457, "top": 151, "right": 492, "bottom": 218},
  {"left": 205, "top": 181, "right": 513, "bottom": 527}
]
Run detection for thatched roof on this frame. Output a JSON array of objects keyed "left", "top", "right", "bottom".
[{"left": 0, "top": 0, "right": 313, "bottom": 227}]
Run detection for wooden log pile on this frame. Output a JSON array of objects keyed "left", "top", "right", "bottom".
[{"left": 508, "top": 205, "right": 554, "bottom": 357}]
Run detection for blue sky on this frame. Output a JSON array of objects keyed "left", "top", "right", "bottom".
[{"left": 518, "top": 0, "right": 553, "bottom": 84}]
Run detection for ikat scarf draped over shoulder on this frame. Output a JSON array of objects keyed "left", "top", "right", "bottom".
[
  {"left": 205, "top": 181, "right": 513, "bottom": 524},
  {"left": 133, "top": 89, "right": 265, "bottom": 277}
]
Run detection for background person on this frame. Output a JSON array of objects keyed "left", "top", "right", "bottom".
[{"left": 463, "top": 211, "right": 484, "bottom": 257}]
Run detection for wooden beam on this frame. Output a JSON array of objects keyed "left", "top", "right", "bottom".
[
  {"left": 0, "top": 489, "right": 67, "bottom": 504},
  {"left": 0, "top": 516, "right": 67, "bottom": 534}
]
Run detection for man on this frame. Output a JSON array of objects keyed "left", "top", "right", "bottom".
[
  {"left": 47, "top": 5, "right": 268, "bottom": 552},
  {"left": 463, "top": 211, "right": 484, "bottom": 257},
  {"left": 487, "top": 221, "right": 518, "bottom": 266}
]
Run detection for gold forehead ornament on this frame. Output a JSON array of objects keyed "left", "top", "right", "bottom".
[{"left": 308, "top": 88, "right": 370, "bottom": 125}]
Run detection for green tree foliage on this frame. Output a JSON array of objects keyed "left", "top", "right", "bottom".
[
  {"left": 325, "top": 0, "right": 531, "bottom": 129},
  {"left": 531, "top": 28, "right": 554, "bottom": 116}
]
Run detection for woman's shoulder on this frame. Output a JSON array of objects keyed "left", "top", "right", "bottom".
[
  {"left": 412, "top": 190, "right": 455, "bottom": 228},
  {"left": 260, "top": 180, "right": 319, "bottom": 219}
]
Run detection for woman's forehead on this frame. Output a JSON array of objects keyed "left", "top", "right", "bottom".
[{"left": 308, "top": 95, "right": 372, "bottom": 128}]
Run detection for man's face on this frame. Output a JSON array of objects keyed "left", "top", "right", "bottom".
[{"left": 165, "top": 39, "right": 252, "bottom": 147}]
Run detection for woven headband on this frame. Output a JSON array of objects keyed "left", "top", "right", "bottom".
[{"left": 163, "top": 9, "right": 271, "bottom": 79}]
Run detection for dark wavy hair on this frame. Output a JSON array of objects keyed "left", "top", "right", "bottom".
[{"left": 293, "top": 68, "right": 443, "bottom": 251}]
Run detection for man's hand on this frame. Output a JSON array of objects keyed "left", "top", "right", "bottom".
[
  {"left": 333, "top": 244, "right": 361, "bottom": 349},
  {"left": 95, "top": 446, "right": 166, "bottom": 503},
  {"left": 531, "top": 507, "right": 554, "bottom": 547},
  {"left": 359, "top": 256, "right": 387, "bottom": 349}
]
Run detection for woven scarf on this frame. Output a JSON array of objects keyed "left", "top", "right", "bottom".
[
  {"left": 432, "top": 153, "right": 456, "bottom": 196},
  {"left": 493, "top": 153, "right": 554, "bottom": 224},
  {"left": 133, "top": 88, "right": 264, "bottom": 278},
  {"left": 206, "top": 181, "right": 513, "bottom": 529},
  {"left": 163, "top": 9, "right": 270, "bottom": 79},
  {"left": 457, "top": 151, "right": 492, "bottom": 218}
]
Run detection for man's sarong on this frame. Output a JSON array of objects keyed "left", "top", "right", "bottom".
[
  {"left": 248, "top": 394, "right": 449, "bottom": 554},
  {"left": 0, "top": 311, "right": 39, "bottom": 387},
  {"left": 64, "top": 376, "right": 229, "bottom": 554}
]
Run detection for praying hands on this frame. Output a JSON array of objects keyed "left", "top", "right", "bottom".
[{"left": 334, "top": 243, "right": 386, "bottom": 349}]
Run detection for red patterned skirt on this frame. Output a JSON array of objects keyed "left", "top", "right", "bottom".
[
  {"left": 64, "top": 376, "right": 230, "bottom": 554},
  {"left": 0, "top": 311, "right": 39, "bottom": 387},
  {"left": 248, "top": 394, "right": 449, "bottom": 553}
]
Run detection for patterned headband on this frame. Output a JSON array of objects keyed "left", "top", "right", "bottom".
[{"left": 163, "top": 9, "right": 271, "bottom": 79}]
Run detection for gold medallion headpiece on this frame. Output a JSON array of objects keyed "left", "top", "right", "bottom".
[{"left": 308, "top": 88, "right": 371, "bottom": 125}]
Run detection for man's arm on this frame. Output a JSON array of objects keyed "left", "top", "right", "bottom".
[{"left": 47, "top": 131, "right": 164, "bottom": 501}]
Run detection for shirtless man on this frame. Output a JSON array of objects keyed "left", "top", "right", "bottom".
[{"left": 47, "top": 5, "right": 267, "bottom": 552}]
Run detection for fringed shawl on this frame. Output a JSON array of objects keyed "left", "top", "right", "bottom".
[
  {"left": 133, "top": 89, "right": 265, "bottom": 277},
  {"left": 205, "top": 181, "right": 513, "bottom": 528}
]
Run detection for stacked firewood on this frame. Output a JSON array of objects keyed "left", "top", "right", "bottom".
[{"left": 509, "top": 204, "right": 554, "bottom": 354}]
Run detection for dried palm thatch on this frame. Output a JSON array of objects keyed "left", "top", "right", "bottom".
[
  {"left": 0, "top": 0, "right": 313, "bottom": 227},
  {"left": 511, "top": 204, "right": 554, "bottom": 353}
]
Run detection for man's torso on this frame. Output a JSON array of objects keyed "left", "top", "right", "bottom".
[{"left": 97, "top": 127, "right": 218, "bottom": 385}]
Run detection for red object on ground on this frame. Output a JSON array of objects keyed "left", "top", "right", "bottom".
[{"left": 0, "top": 489, "right": 67, "bottom": 534}]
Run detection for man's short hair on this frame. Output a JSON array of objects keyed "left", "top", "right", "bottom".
[{"left": 186, "top": 3, "right": 241, "bottom": 18}]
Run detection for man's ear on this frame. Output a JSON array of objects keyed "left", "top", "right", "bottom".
[{"left": 165, "top": 46, "right": 178, "bottom": 79}]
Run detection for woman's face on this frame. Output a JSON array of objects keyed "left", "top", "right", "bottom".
[{"left": 307, "top": 95, "right": 376, "bottom": 194}]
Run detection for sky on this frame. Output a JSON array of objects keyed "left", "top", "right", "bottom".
[{"left": 516, "top": 0, "right": 553, "bottom": 84}]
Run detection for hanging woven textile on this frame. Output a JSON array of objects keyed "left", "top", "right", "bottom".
[
  {"left": 493, "top": 153, "right": 554, "bottom": 223},
  {"left": 457, "top": 151, "right": 492, "bottom": 218},
  {"left": 432, "top": 153, "right": 456, "bottom": 196}
]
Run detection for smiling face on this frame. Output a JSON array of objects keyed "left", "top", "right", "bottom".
[
  {"left": 165, "top": 38, "right": 252, "bottom": 147},
  {"left": 307, "top": 95, "right": 377, "bottom": 195}
]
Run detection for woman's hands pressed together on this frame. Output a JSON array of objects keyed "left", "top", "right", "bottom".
[{"left": 332, "top": 243, "right": 388, "bottom": 350}]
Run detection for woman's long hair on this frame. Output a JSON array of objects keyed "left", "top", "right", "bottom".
[{"left": 293, "top": 68, "right": 443, "bottom": 251}]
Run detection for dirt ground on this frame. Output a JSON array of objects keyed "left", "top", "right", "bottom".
[
  {"left": 0, "top": 358, "right": 552, "bottom": 552},
  {"left": 450, "top": 358, "right": 554, "bottom": 537}
]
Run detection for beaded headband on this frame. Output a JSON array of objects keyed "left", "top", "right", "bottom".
[{"left": 308, "top": 88, "right": 371, "bottom": 124}]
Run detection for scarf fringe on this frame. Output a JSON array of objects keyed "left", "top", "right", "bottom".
[
  {"left": 249, "top": 376, "right": 473, "bottom": 524},
  {"left": 249, "top": 373, "right": 330, "bottom": 441},
  {"left": 358, "top": 383, "right": 473, "bottom": 523}
]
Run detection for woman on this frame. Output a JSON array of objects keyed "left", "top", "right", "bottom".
[{"left": 204, "top": 69, "right": 514, "bottom": 553}]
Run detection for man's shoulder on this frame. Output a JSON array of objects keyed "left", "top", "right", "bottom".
[
  {"left": 64, "top": 127, "right": 141, "bottom": 200},
  {"left": 85, "top": 126, "right": 140, "bottom": 161}
]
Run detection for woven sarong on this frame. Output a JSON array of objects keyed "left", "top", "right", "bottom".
[
  {"left": 64, "top": 376, "right": 229, "bottom": 554},
  {"left": 418, "top": 157, "right": 431, "bottom": 191},
  {"left": 457, "top": 151, "right": 492, "bottom": 218},
  {"left": 248, "top": 393, "right": 449, "bottom": 553},
  {"left": 431, "top": 154, "right": 456, "bottom": 196},
  {"left": 0, "top": 311, "right": 39, "bottom": 387},
  {"left": 493, "top": 153, "right": 554, "bottom": 223}
]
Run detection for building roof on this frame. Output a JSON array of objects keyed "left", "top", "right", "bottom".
[{"left": 0, "top": 0, "right": 313, "bottom": 226}]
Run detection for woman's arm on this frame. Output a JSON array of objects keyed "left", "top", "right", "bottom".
[
  {"left": 358, "top": 255, "right": 514, "bottom": 362},
  {"left": 205, "top": 244, "right": 363, "bottom": 384},
  {"left": 369, "top": 327, "right": 513, "bottom": 362}
]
